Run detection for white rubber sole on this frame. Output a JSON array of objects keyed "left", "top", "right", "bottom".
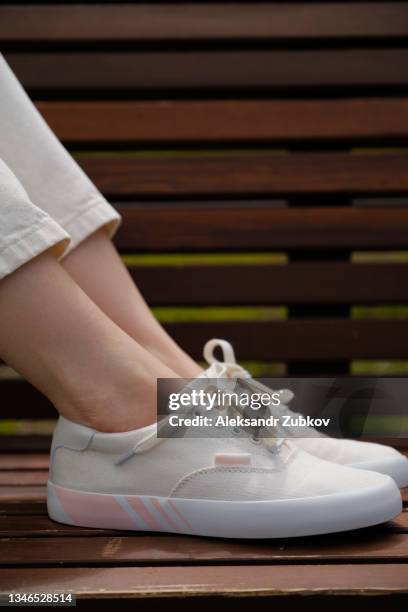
[
  {"left": 350, "top": 454, "right": 408, "bottom": 489},
  {"left": 47, "top": 477, "right": 402, "bottom": 539}
]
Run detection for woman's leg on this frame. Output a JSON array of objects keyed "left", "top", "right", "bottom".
[
  {"left": 62, "top": 229, "right": 201, "bottom": 377},
  {"left": 0, "top": 158, "right": 177, "bottom": 433},
  {"left": 0, "top": 251, "right": 178, "bottom": 432},
  {"left": 0, "top": 55, "right": 200, "bottom": 377}
]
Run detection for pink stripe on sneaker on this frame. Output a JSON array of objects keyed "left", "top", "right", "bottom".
[
  {"left": 54, "top": 486, "right": 137, "bottom": 529},
  {"left": 150, "top": 498, "right": 180, "bottom": 531},
  {"left": 125, "top": 496, "right": 162, "bottom": 531},
  {"left": 167, "top": 499, "right": 192, "bottom": 530}
]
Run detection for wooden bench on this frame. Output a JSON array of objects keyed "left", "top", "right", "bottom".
[{"left": 1, "top": 1, "right": 408, "bottom": 605}]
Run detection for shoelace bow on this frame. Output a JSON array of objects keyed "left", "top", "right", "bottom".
[{"left": 204, "top": 338, "right": 294, "bottom": 411}]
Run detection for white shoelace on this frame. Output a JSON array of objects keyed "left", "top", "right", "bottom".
[
  {"left": 204, "top": 339, "right": 326, "bottom": 441},
  {"left": 203, "top": 339, "right": 291, "bottom": 451}
]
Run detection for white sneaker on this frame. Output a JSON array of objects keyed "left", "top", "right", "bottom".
[
  {"left": 48, "top": 406, "right": 401, "bottom": 538},
  {"left": 204, "top": 339, "right": 408, "bottom": 489}
]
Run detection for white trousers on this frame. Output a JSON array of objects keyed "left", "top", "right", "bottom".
[{"left": 0, "top": 54, "right": 121, "bottom": 280}]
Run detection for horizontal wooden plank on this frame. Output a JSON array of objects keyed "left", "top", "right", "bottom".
[
  {"left": 1, "top": 564, "right": 408, "bottom": 596},
  {"left": 3, "top": 531, "right": 408, "bottom": 566},
  {"left": 130, "top": 262, "right": 408, "bottom": 305},
  {"left": 0, "top": 486, "right": 46, "bottom": 501},
  {"left": 166, "top": 319, "right": 408, "bottom": 360},
  {"left": 78, "top": 153, "right": 408, "bottom": 198},
  {"left": 0, "top": 500, "right": 46, "bottom": 516},
  {"left": 0, "top": 378, "right": 55, "bottom": 419},
  {"left": 36, "top": 98, "right": 408, "bottom": 143},
  {"left": 3, "top": 511, "right": 407, "bottom": 537},
  {"left": 2, "top": 3, "right": 408, "bottom": 43},
  {"left": 0, "top": 454, "right": 49, "bottom": 471},
  {"left": 0, "top": 436, "right": 51, "bottom": 453},
  {"left": 0, "top": 471, "right": 47, "bottom": 486},
  {"left": 6, "top": 50, "right": 408, "bottom": 91},
  {"left": 115, "top": 206, "right": 408, "bottom": 251},
  {"left": 0, "top": 516, "right": 123, "bottom": 537}
]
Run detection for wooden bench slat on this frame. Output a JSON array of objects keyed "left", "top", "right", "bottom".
[
  {"left": 0, "top": 471, "right": 47, "bottom": 486},
  {"left": 0, "top": 516, "right": 123, "bottom": 537},
  {"left": 7, "top": 50, "right": 408, "bottom": 91},
  {"left": 0, "top": 378, "right": 55, "bottom": 420},
  {"left": 3, "top": 532, "right": 408, "bottom": 566},
  {"left": 1, "top": 564, "right": 408, "bottom": 596},
  {"left": 1, "top": 260, "right": 408, "bottom": 310},
  {"left": 168, "top": 319, "right": 408, "bottom": 360},
  {"left": 0, "top": 436, "right": 52, "bottom": 454},
  {"left": 0, "top": 454, "right": 49, "bottom": 470},
  {"left": 115, "top": 206, "right": 408, "bottom": 251},
  {"left": 0, "top": 486, "right": 46, "bottom": 501},
  {"left": 130, "top": 262, "right": 408, "bottom": 305},
  {"left": 2, "top": 3, "right": 408, "bottom": 42},
  {"left": 36, "top": 99, "right": 408, "bottom": 143},
  {"left": 0, "top": 500, "right": 46, "bottom": 516},
  {"left": 77, "top": 153, "right": 408, "bottom": 198}
]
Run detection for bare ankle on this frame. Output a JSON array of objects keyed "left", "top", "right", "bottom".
[{"left": 53, "top": 382, "right": 159, "bottom": 433}]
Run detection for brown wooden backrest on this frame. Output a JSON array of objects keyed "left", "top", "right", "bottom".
[{"left": 1, "top": 2, "right": 408, "bottom": 438}]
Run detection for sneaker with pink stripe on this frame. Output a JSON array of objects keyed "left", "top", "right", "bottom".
[{"left": 48, "top": 400, "right": 402, "bottom": 538}]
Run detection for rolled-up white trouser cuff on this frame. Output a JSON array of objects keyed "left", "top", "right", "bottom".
[
  {"left": 0, "top": 54, "right": 122, "bottom": 268},
  {"left": 0, "top": 156, "right": 71, "bottom": 280},
  {"left": 61, "top": 197, "right": 122, "bottom": 256},
  {"left": 0, "top": 215, "right": 70, "bottom": 280}
]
